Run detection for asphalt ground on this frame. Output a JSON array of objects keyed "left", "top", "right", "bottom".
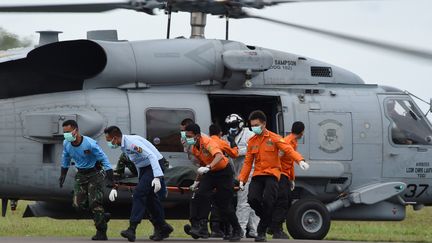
[{"left": 0, "top": 238, "right": 396, "bottom": 243}]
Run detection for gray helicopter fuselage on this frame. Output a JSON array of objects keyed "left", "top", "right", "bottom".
[
  {"left": 0, "top": 38, "right": 431, "bottom": 221},
  {"left": 0, "top": 82, "right": 431, "bottom": 220}
]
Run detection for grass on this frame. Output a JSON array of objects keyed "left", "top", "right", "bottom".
[{"left": 0, "top": 201, "right": 432, "bottom": 242}]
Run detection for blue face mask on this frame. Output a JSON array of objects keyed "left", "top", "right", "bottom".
[
  {"left": 107, "top": 138, "right": 119, "bottom": 149},
  {"left": 63, "top": 131, "right": 76, "bottom": 142},
  {"left": 186, "top": 137, "right": 196, "bottom": 145},
  {"left": 251, "top": 125, "right": 263, "bottom": 135},
  {"left": 180, "top": 131, "right": 186, "bottom": 140}
]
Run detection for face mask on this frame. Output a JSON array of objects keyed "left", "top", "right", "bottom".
[
  {"left": 229, "top": 128, "right": 238, "bottom": 135},
  {"left": 180, "top": 131, "right": 186, "bottom": 140},
  {"left": 107, "top": 138, "right": 119, "bottom": 149},
  {"left": 251, "top": 125, "right": 263, "bottom": 135},
  {"left": 64, "top": 132, "right": 76, "bottom": 142},
  {"left": 186, "top": 137, "right": 196, "bottom": 145}
]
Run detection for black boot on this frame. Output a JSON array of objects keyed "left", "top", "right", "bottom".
[
  {"left": 190, "top": 219, "right": 209, "bottom": 239},
  {"left": 121, "top": 221, "right": 138, "bottom": 242},
  {"left": 210, "top": 221, "right": 225, "bottom": 238},
  {"left": 151, "top": 223, "right": 174, "bottom": 241},
  {"left": 229, "top": 226, "right": 242, "bottom": 242},
  {"left": 271, "top": 222, "right": 289, "bottom": 239},
  {"left": 92, "top": 230, "right": 108, "bottom": 241},
  {"left": 255, "top": 232, "right": 267, "bottom": 242},
  {"left": 183, "top": 223, "right": 198, "bottom": 239}
]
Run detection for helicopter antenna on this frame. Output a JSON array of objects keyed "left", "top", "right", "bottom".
[
  {"left": 166, "top": 5, "right": 172, "bottom": 39},
  {"left": 190, "top": 12, "right": 206, "bottom": 39}
]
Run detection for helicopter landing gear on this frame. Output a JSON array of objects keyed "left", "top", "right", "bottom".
[{"left": 286, "top": 198, "right": 331, "bottom": 240}]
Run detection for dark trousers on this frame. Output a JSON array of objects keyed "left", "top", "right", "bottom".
[
  {"left": 194, "top": 166, "right": 241, "bottom": 230},
  {"left": 247, "top": 175, "right": 279, "bottom": 234},
  {"left": 130, "top": 166, "right": 165, "bottom": 226},
  {"left": 271, "top": 174, "right": 291, "bottom": 228}
]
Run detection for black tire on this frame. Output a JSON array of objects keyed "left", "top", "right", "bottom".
[{"left": 286, "top": 198, "right": 331, "bottom": 240}]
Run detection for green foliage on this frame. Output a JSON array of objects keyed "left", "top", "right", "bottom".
[
  {"left": 0, "top": 27, "right": 32, "bottom": 50},
  {"left": 0, "top": 201, "right": 432, "bottom": 242}
]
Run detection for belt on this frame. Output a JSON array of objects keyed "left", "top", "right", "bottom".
[{"left": 77, "top": 167, "right": 97, "bottom": 174}]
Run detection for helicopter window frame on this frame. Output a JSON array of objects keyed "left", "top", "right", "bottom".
[
  {"left": 145, "top": 107, "right": 196, "bottom": 152},
  {"left": 384, "top": 97, "right": 432, "bottom": 147}
]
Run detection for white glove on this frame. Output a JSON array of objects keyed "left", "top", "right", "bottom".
[
  {"left": 189, "top": 181, "right": 200, "bottom": 191},
  {"left": 109, "top": 189, "right": 117, "bottom": 202},
  {"left": 239, "top": 181, "right": 245, "bottom": 191},
  {"left": 290, "top": 181, "right": 295, "bottom": 191},
  {"left": 152, "top": 177, "right": 161, "bottom": 193},
  {"left": 197, "top": 166, "right": 210, "bottom": 175},
  {"left": 299, "top": 160, "right": 310, "bottom": 170}
]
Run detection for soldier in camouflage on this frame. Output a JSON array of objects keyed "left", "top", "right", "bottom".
[
  {"left": 59, "top": 120, "right": 114, "bottom": 241},
  {"left": 114, "top": 153, "right": 138, "bottom": 178}
]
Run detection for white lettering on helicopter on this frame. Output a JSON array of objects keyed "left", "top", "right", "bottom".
[
  {"left": 405, "top": 162, "right": 432, "bottom": 178},
  {"left": 270, "top": 59, "right": 296, "bottom": 70}
]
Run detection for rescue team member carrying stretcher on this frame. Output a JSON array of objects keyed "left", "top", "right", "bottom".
[
  {"left": 60, "top": 120, "right": 114, "bottom": 241},
  {"left": 270, "top": 121, "right": 308, "bottom": 239},
  {"left": 185, "top": 123, "right": 243, "bottom": 242},
  {"left": 238, "top": 110, "right": 309, "bottom": 242},
  {"left": 104, "top": 126, "right": 173, "bottom": 242}
]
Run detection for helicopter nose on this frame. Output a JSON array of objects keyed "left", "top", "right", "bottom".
[{"left": 27, "top": 40, "right": 107, "bottom": 79}]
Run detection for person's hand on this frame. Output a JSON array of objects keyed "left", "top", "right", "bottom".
[
  {"left": 299, "top": 160, "right": 310, "bottom": 170},
  {"left": 227, "top": 135, "right": 237, "bottom": 148},
  {"left": 152, "top": 178, "right": 161, "bottom": 193},
  {"left": 109, "top": 189, "right": 118, "bottom": 202},
  {"left": 59, "top": 167, "right": 68, "bottom": 188},
  {"left": 239, "top": 181, "right": 245, "bottom": 191},
  {"left": 290, "top": 181, "right": 295, "bottom": 191},
  {"left": 59, "top": 175, "right": 66, "bottom": 188},
  {"left": 197, "top": 166, "right": 210, "bottom": 175},
  {"left": 189, "top": 181, "right": 200, "bottom": 191}
]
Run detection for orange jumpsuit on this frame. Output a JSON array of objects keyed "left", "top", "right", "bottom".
[
  {"left": 210, "top": 135, "right": 239, "bottom": 159},
  {"left": 280, "top": 133, "right": 299, "bottom": 180},
  {"left": 238, "top": 130, "right": 304, "bottom": 183},
  {"left": 191, "top": 135, "right": 229, "bottom": 171}
]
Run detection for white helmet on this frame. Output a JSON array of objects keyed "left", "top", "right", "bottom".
[{"left": 225, "top": 114, "right": 244, "bottom": 129}]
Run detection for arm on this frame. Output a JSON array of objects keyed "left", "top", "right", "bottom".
[
  {"left": 276, "top": 137, "right": 304, "bottom": 163},
  {"left": 61, "top": 143, "right": 71, "bottom": 169},
  {"left": 135, "top": 143, "right": 164, "bottom": 178},
  {"left": 238, "top": 145, "right": 254, "bottom": 183},
  {"left": 114, "top": 153, "right": 127, "bottom": 175},
  {"left": 222, "top": 141, "right": 239, "bottom": 159},
  {"left": 208, "top": 152, "right": 224, "bottom": 169},
  {"left": 92, "top": 143, "right": 112, "bottom": 170}
]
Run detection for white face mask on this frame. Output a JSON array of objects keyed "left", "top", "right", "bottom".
[{"left": 251, "top": 125, "right": 263, "bottom": 135}]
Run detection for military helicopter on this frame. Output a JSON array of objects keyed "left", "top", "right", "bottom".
[{"left": 1, "top": 0, "right": 432, "bottom": 240}]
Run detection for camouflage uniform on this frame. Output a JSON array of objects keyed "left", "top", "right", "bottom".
[
  {"left": 73, "top": 169, "right": 107, "bottom": 232},
  {"left": 114, "top": 153, "right": 138, "bottom": 177}
]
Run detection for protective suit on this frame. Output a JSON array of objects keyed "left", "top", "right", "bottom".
[{"left": 225, "top": 114, "right": 260, "bottom": 238}]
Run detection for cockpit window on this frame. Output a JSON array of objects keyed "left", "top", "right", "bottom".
[{"left": 386, "top": 99, "right": 432, "bottom": 145}]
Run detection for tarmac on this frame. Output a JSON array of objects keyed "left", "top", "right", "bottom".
[{"left": 0, "top": 238, "right": 395, "bottom": 243}]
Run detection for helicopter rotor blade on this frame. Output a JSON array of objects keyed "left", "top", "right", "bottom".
[
  {"left": 0, "top": 1, "right": 135, "bottom": 13},
  {"left": 246, "top": 13, "right": 432, "bottom": 62}
]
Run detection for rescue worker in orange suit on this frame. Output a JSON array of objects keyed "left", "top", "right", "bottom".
[
  {"left": 185, "top": 123, "right": 242, "bottom": 242},
  {"left": 270, "top": 121, "right": 308, "bottom": 239},
  {"left": 238, "top": 110, "right": 308, "bottom": 242},
  {"left": 209, "top": 124, "right": 239, "bottom": 238}
]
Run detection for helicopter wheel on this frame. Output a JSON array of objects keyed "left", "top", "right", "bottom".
[{"left": 286, "top": 198, "right": 331, "bottom": 240}]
